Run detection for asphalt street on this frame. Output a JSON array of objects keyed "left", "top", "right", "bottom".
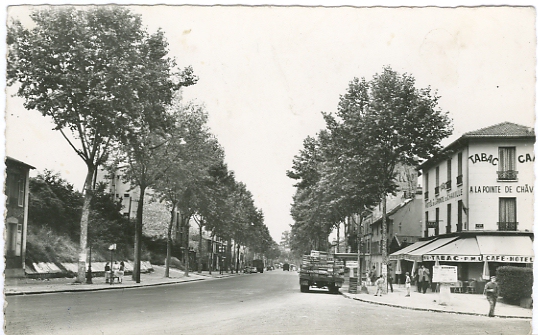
[{"left": 5, "top": 270, "right": 531, "bottom": 335}]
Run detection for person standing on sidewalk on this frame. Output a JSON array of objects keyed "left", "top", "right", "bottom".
[
  {"left": 374, "top": 275, "right": 385, "bottom": 296},
  {"left": 484, "top": 276, "right": 499, "bottom": 317},
  {"left": 418, "top": 265, "right": 430, "bottom": 294},
  {"left": 105, "top": 262, "right": 111, "bottom": 283},
  {"left": 387, "top": 268, "right": 394, "bottom": 293},
  {"left": 405, "top": 272, "right": 411, "bottom": 297}
]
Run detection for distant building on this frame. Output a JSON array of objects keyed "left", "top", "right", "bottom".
[
  {"left": 391, "top": 122, "right": 534, "bottom": 284},
  {"left": 5, "top": 157, "right": 35, "bottom": 278}
]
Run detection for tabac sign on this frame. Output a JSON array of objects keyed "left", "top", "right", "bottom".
[{"left": 423, "top": 255, "right": 483, "bottom": 262}]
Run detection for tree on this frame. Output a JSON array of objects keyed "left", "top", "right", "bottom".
[
  {"left": 328, "top": 66, "right": 452, "bottom": 276},
  {"left": 7, "top": 6, "right": 192, "bottom": 282}
]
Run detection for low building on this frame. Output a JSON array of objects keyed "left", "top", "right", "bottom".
[
  {"left": 5, "top": 157, "right": 35, "bottom": 278},
  {"left": 390, "top": 122, "right": 534, "bottom": 288}
]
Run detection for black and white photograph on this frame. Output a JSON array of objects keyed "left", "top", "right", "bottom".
[{"left": 2, "top": 1, "right": 536, "bottom": 334}]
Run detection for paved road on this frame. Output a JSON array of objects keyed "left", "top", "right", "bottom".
[{"left": 5, "top": 271, "right": 531, "bottom": 335}]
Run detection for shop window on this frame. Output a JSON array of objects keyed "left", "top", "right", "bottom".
[
  {"left": 498, "top": 198, "right": 517, "bottom": 231},
  {"left": 497, "top": 147, "right": 518, "bottom": 181}
]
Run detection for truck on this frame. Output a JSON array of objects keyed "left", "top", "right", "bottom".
[
  {"left": 252, "top": 259, "right": 265, "bottom": 273},
  {"left": 299, "top": 251, "right": 344, "bottom": 294}
]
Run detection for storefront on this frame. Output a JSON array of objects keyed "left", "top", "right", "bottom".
[{"left": 389, "top": 233, "right": 533, "bottom": 291}]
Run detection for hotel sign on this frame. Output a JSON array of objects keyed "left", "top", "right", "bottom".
[{"left": 483, "top": 255, "right": 534, "bottom": 263}]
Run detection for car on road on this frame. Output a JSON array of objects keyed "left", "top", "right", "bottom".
[{"left": 243, "top": 266, "right": 258, "bottom": 274}]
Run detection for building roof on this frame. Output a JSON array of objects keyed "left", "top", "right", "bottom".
[
  {"left": 419, "top": 122, "right": 535, "bottom": 170},
  {"left": 5, "top": 156, "right": 36, "bottom": 170},
  {"left": 462, "top": 122, "right": 534, "bottom": 138}
]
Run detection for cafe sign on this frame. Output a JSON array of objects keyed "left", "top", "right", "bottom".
[{"left": 423, "top": 254, "right": 533, "bottom": 263}]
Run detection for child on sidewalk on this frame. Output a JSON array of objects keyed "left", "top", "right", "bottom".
[
  {"left": 405, "top": 272, "right": 411, "bottom": 297},
  {"left": 374, "top": 275, "right": 385, "bottom": 296}
]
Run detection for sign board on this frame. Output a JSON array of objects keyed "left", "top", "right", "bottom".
[
  {"left": 432, "top": 265, "right": 457, "bottom": 283},
  {"left": 381, "top": 263, "right": 388, "bottom": 276},
  {"left": 310, "top": 250, "right": 320, "bottom": 257},
  {"left": 346, "top": 261, "right": 358, "bottom": 268}
]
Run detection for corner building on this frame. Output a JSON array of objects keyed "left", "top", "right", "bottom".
[{"left": 391, "top": 122, "right": 534, "bottom": 289}]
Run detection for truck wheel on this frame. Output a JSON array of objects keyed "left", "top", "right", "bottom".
[{"left": 300, "top": 285, "right": 309, "bottom": 293}]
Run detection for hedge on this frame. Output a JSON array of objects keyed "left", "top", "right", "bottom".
[{"left": 496, "top": 266, "right": 533, "bottom": 303}]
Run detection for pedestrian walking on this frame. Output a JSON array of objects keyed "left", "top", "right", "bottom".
[
  {"left": 405, "top": 272, "right": 411, "bottom": 297},
  {"left": 369, "top": 266, "right": 376, "bottom": 286},
  {"left": 104, "top": 262, "right": 111, "bottom": 283},
  {"left": 374, "top": 275, "right": 385, "bottom": 296},
  {"left": 484, "top": 276, "right": 499, "bottom": 317},
  {"left": 418, "top": 265, "right": 430, "bottom": 294}
]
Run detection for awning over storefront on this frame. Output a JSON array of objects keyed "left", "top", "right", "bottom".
[
  {"left": 423, "top": 237, "right": 482, "bottom": 262},
  {"left": 404, "top": 237, "right": 458, "bottom": 262},
  {"left": 476, "top": 235, "right": 534, "bottom": 263},
  {"left": 389, "top": 240, "right": 433, "bottom": 260}
]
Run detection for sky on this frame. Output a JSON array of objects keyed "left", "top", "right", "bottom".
[{"left": 3, "top": 2, "right": 536, "bottom": 247}]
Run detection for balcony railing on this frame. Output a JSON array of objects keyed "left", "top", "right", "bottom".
[
  {"left": 498, "top": 221, "right": 518, "bottom": 231},
  {"left": 497, "top": 170, "right": 518, "bottom": 181},
  {"left": 435, "top": 186, "right": 440, "bottom": 196},
  {"left": 456, "top": 175, "right": 463, "bottom": 186},
  {"left": 445, "top": 180, "right": 452, "bottom": 191},
  {"left": 424, "top": 191, "right": 429, "bottom": 201}
]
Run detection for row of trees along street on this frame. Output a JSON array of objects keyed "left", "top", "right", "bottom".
[
  {"left": 286, "top": 67, "right": 453, "bottom": 283},
  {"left": 7, "top": 6, "right": 278, "bottom": 283}
]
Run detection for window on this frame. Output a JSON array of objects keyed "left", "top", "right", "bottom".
[
  {"left": 124, "top": 193, "right": 130, "bottom": 198},
  {"left": 446, "top": 204, "right": 452, "bottom": 233},
  {"left": 498, "top": 198, "right": 517, "bottom": 231},
  {"left": 457, "top": 200, "right": 463, "bottom": 232},
  {"left": 424, "top": 172, "right": 429, "bottom": 200},
  {"left": 435, "top": 166, "right": 440, "bottom": 196},
  {"left": 435, "top": 207, "right": 440, "bottom": 236},
  {"left": 17, "top": 178, "right": 24, "bottom": 207},
  {"left": 424, "top": 212, "right": 429, "bottom": 237},
  {"left": 457, "top": 152, "right": 463, "bottom": 186},
  {"left": 498, "top": 147, "right": 517, "bottom": 181},
  {"left": 446, "top": 159, "right": 452, "bottom": 190}
]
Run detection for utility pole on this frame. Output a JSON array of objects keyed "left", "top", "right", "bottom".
[{"left": 381, "top": 195, "right": 388, "bottom": 293}]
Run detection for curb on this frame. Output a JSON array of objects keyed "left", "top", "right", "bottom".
[
  {"left": 5, "top": 277, "right": 209, "bottom": 297},
  {"left": 340, "top": 292, "right": 532, "bottom": 320}
]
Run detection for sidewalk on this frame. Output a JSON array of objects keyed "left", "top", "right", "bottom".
[
  {"left": 4, "top": 266, "right": 241, "bottom": 296},
  {"left": 340, "top": 282, "right": 532, "bottom": 319}
]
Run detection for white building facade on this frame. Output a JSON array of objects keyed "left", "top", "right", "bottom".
[{"left": 391, "top": 122, "right": 534, "bottom": 286}]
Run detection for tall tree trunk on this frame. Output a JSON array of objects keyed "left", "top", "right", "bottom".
[
  {"left": 236, "top": 243, "right": 241, "bottom": 272},
  {"left": 209, "top": 231, "right": 214, "bottom": 275},
  {"left": 184, "top": 216, "right": 190, "bottom": 277},
  {"left": 198, "top": 222, "right": 203, "bottom": 273},
  {"left": 75, "top": 165, "right": 95, "bottom": 283},
  {"left": 165, "top": 202, "right": 176, "bottom": 278},
  {"left": 381, "top": 195, "right": 388, "bottom": 292},
  {"left": 133, "top": 185, "right": 146, "bottom": 283}
]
